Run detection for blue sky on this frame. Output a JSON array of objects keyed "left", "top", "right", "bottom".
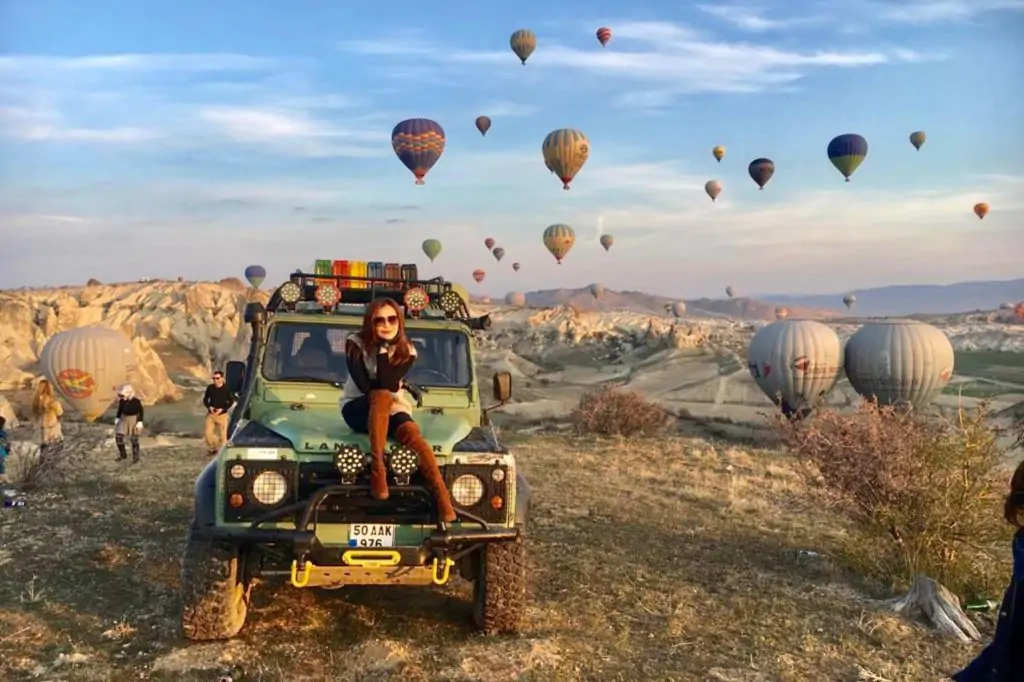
[{"left": 1, "top": 0, "right": 1021, "bottom": 297}]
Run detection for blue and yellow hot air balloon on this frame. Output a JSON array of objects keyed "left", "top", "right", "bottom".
[
  {"left": 827, "top": 133, "right": 868, "bottom": 182},
  {"left": 542, "top": 129, "right": 589, "bottom": 190},
  {"left": 244, "top": 264, "right": 266, "bottom": 288},
  {"left": 543, "top": 224, "right": 575, "bottom": 264},
  {"left": 510, "top": 29, "right": 537, "bottom": 65},
  {"left": 391, "top": 118, "right": 446, "bottom": 185}
]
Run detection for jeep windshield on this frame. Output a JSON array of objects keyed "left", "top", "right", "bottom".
[{"left": 261, "top": 321, "right": 472, "bottom": 388}]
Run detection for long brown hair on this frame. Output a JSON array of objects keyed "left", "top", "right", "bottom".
[
  {"left": 354, "top": 297, "right": 413, "bottom": 365},
  {"left": 1006, "top": 459, "right": 1024, "bottom": 528},
  {"left": 31, "top": 379, "right": 57, "bottom": 418}
]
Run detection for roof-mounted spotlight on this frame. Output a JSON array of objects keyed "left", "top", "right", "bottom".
[
  {"left": 314, "top": 283, "right": 341, "bottom": 311},
  {"left": 279, "top": 282, "right": 302, "bottom": 310}
]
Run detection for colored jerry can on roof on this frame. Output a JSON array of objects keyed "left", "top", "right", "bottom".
[
  {"left": 314, "top": 259, "right": 332, "bottom": 285},
  {"left": 349, "top": 261, "right": 368, "bottom": 289},
  {"left": 332, "top": 260, "right": 350, "bottom": 288},
  {"left": 368, "top": 261, "right": 385, "bottom": 286},
  {"left": 401, "top": 263, "right": 418, "bottom": 282},
  {"left": 384, "top": 262, "right": 401, "bottom": 281}
]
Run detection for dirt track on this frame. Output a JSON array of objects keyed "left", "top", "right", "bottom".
[{"left": 0, "top": 430, "right": 996, "bottom": 681}]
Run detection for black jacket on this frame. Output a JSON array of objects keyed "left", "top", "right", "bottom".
[
  {"left": 115, "top": 398, "right": 144, "bottom": 420},
  {"left": 203, "top": 384, "right": 235, "bottom": 411}
]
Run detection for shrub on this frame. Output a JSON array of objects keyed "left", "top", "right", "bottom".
[
  {"left": 771, "top": 400, "right": 1014, "bottom": 599},
  {"left": 6, "top": 423, "right": 107, "bottom": 490},
  {"left": 569, "top": 386, "right": 672, "bottom": 437}
]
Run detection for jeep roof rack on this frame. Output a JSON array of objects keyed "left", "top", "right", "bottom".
[{"left": 265, "top": 270, "right": 473, "bottom": 322}]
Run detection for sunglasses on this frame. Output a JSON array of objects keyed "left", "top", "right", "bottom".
[{"left": 373, "top": 315, "right": 398, "bottom": 326}]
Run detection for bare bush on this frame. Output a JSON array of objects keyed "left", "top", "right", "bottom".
[
  {"left": 6, "top": 423, "right": 107, "bottom": 490},
  {"left": 771, "top": 400, "right": 1014, "bottom": 599},
  {"left": 570, "top": 386, "right": 672, "bottom": 437}
]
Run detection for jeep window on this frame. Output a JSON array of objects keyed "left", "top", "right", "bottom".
[{"left": 261, "top": 322, "right": 472, "bottom": 388}]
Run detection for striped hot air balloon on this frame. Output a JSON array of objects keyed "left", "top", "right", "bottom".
[
  {"left": 542, "top": 128, "right": 589, "bottom": 190},
  {"left": 596, "top": 27, "right": 612, "bottom": 46},
  {"left": 542, "top": 223, "right": 575, "bottom": 264},
  {"left": 391, "top": 118, "right": 446, "bottom": 185},
  {"left": 509, "top": 29, "right": 536, "bottom": 64}
]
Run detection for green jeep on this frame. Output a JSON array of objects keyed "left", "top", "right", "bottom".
[{"left": 179, "top": 269, "right": 530, "bottom": 640}]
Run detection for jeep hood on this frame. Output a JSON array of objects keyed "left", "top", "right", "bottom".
[{"left": 257, "top": 407, "right": 473, "bottom": 455}]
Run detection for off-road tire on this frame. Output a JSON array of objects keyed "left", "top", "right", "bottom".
[
  {"left": 472, "top": 534, "right": 527, "bottom": 635},
  {"left": 180, "top": 528, "right": 250, "bottom": 641}
]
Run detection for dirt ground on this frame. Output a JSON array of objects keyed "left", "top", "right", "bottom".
[{"left": 0, "top": 423, "right": 1001, "bottom": 682}]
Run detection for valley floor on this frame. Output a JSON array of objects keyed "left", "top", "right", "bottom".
[{"left": 0, "top": 428, "right": 996, "bottom": 682}]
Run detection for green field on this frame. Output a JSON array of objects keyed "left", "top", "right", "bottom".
[{"left": 954, "top": 350, "right": 1024, "bottom": 384}]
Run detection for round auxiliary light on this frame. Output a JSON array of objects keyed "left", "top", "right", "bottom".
[
  {"left": 279, "top": 281, "right": 302, "bottom": 304},
  {"left": 251, "top": 471, "right": 288, "bottom": 506},
  {"left": 315, "top": 283, "right": 341, "bottom": 308},
  {"left": 439, "top": 289, "right": 462, "bottom": 314},
  {"left": 229, "top": 464, "right": 246, "bottom": 479},
  {"left": 491, "top": 467, "right": 505, "bottom": 483},
  {"left": 451, "top": 474, "right": 485, "bottom": 506},
  {"left": 403, "top": 286, "right": 430, "bottom": 313},
  {"left": 335, "top": 445, "right": 366, "bottom": 477},
  {"left": 388, "top": 445, "right": 419, "bottom": 477}
]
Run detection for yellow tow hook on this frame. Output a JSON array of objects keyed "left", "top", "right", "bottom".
[
  {"left": 290, "top": 559, "right": 312, "bottom": 588},
  {"left": 430, "top": 556, "right": 455, "bottom": 586}
]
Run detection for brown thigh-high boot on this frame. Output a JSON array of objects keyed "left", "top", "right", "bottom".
[
  {"left": 393, "top": 421, "right": 456, "bottom": 523},
  {"left": 367, "top": 390, "right": 392, "bottom": 500}
]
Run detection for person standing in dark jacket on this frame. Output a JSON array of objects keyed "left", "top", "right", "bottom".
[
  {"left": 952, "top": 459, "right": 1024, "bottom": 681},
  {"left": 114, "top": 384, "right": 144, "bottom": 463},
  {"left": 203, "top": 370, "right": 235, "bottom": 456}
]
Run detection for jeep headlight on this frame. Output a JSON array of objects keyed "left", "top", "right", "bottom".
[
  {"left": 252, "top": 471, "right": 288, "bottom": 505},
  {"left": 451, "top": 474, "right": 485, "bottom": 506}
]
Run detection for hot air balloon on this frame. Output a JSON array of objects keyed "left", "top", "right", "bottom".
[
  {"left": 725, "top": 286, "right": 735, "bottom": 298},
  {"left": 492, "top": 247, "right": 505, "bottom": 262},
  {"left": 38, "top": 327, "right": 137, "bottom": 422},
  {"left": 748, "top": 158, "right": 775, "bottom": 190},
  {"left": 600, "top": 234, "right": 614, "bottom": 251},
  {"left": 712, "top": 146, "right": 726, "bottom": 163},
  {"left": 909, "top": 131, "right": 926, "bottom": 151},
  {"left": 746, "top": 320, "right": 843, "bottom": 415},
  {"left": 590, "top": 282, "right": 604, "bottom": 298},
  {"left": 542, "top": 128, "right": 589, "bottom": 190},
  {"left": 843, "top": 294, "right": 857, "bottom": 310},
  {"left": 512, "top": 262, "right": 521, "bottom": 272},
  {"left": 472, "top": 269, "right": 486, "bottom": 284},
  {"left": 843, "top": 320, "right": 955, "bottom": 409},
  {"left": 671, "top": 301, "right": 686, "bottom": 317},
  {"left": 391, "top": 119, "right": 445, "bottom": 185},
  {"left": 422, "top": 239, "right": 442, "bottom": 262},
  {"left": 543, "top": 224, "right": 575, "bottom": 264},
  {"left": 244, "top": 264, "right": 266, "bottom": 288},
  {"left": 484, "top": 237, "right": 495, "bottom": 250},
  {"left": 775, "top": 306, "right": 789, "bottom": 320},
  {"left": 827, "top": 133, "right": 868, "bottom": 182},
  {"left": 1015, "top": 303, "right": 1024, "bottom": 321},
  {"left": 475, "top": 116, "right": 491, "bottom": 137},
  {"left": 974, "top": 202, "right": 989, "bottom": 219},
  {"left": 705, "top": 180, "right": 722, "bottom": 202},
  {"left": 596, "top": 26, "right": 611, "bottom": 46},
  {"left": 506, "top": 292, "right": 526, "bottom": 307},
  {"left": 510, "top": 29, "right": 536, "bottom": 65}
]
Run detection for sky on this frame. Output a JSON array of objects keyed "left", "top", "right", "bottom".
[{"left": 1, "top": 0, "right": 1022, "bottom": 298}]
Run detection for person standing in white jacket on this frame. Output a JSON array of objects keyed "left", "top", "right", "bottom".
[{"left": 114, "top": 384, "right": 144, "bottom": 464}]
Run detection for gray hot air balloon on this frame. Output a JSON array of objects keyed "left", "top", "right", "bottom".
[
  {"left": 843, "top": 320, "right": 954, "bottom": 409},
  {"left": 506, "top": 291, "right": 526, "bottom": 307},
  {"left": 725, "top": 286, "right": 735, "bottom": 299},
  {"left": 747, "top": 320, "right": 843, "bottom": 415},
  {"left": 589, "top": 282, "right": 604, "bottom": 298},
  {"left": 842, "top": 294, "right": 856, "bottom": 310},
  {"left": 671, "top": 301, "right": 686, "bottom": 317},
  {"left": 38, "top": 326, "right": 137, "bottom": 422},
  {"left": 775, "top": 306, "right": 789, "bottom": 320}
]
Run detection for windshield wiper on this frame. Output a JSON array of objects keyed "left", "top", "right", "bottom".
[{"left": 273, "top": 375, "right": 342, "bottom": 388}]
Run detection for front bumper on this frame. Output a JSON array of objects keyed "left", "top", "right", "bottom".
[{"left": 193, "top": 484, "right": 520, "bottom": 578}]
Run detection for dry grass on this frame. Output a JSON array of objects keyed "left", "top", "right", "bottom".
[
  {"left": 770, "top": 401, "right": 1015, "bottom": 601},
  {"left": 0, "top": 427, "right": 1000, "bottom": 681},
  {"left": 4, "top": 423, "right": 107, "bottom": 490},
  {"left": 569, "top": 386, "right": 673, "bottom": 437}
]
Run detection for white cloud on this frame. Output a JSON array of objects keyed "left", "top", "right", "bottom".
[
  {"left": 337, "top": 21, "right": 941, "bottom": 104},
  {"left": 0, "top": 53, "right": 278, "bottom": 73},
  {"left": 0, "top": 104, "right": 157, "bottom": 143},
  {"left": 476, "top": 101, "right": 539, "bottom": 117},
  {"left": 695, "top": 4, "right": 829, "bottom": 32},
  {"left": 872, "top": 0, "right": 1024, "bottom": 23}
]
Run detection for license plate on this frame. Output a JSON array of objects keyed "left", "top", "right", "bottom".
[
  {"left": 348, "top": 524, "right": 395, "bottom": 547},
  {"left": 245, "top": 448, "right": 277, "bottom": 460}
]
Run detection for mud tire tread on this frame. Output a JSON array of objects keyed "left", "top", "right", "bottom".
[
  {"left": 180, "top": 528, "right": 249, "bottom": 641},
  {"left": 473, "top": 534, "right": 528, "bottom": 635}
]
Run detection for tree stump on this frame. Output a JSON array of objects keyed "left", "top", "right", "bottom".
[{"left": 884, "top": 574, "right": 981, "bottom": 643}]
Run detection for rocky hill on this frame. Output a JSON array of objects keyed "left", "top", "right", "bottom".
[{"left": 1, "top": 282, "right": 1022, "bottom": 410}]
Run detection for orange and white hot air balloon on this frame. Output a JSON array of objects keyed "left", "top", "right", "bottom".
[{"left": 973, "top": 202, "right": 989, "bottom": 219}]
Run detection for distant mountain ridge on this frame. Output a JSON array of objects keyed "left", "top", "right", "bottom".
[{"left": 757, "top": 278, "right": 1024, "bottom": 317}]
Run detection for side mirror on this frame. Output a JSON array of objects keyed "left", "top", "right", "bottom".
[
  {"left": 492, "top": 371, "right": 512, "bottom": 403},
  {"left": 225, "top": 361, "right": 246, "bottom": 395}
]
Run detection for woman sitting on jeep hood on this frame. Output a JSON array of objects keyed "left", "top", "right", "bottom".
[{"left": 340, "top": 297, "right": 456, "bottom": 523}]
